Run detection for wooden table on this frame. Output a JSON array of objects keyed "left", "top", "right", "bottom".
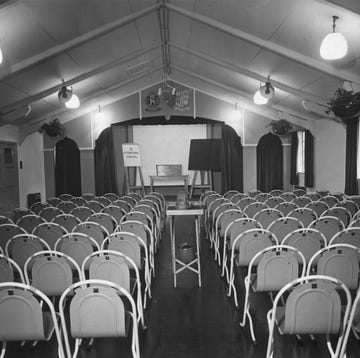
[{"left": 166, "top": 205, "right": 203, "bottom": 287}]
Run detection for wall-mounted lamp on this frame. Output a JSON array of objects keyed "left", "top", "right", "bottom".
[
  {"left": 94, "top": 105, "right": 104, "bottom": 121},
  {"left": 320, "top": 16, "right": 348, "bottom": 60}
]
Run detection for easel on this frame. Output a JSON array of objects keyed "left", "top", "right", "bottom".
[
  {"left": 122, "top": 143, "right": 145, "bottom": 195},
  {"left": 189, "top": 170, "right": 212, "bottom": 199},
  {"left": 124, "top": 166, "right": 145, "bottom": 195}
]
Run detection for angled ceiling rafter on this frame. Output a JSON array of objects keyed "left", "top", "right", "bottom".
[
  {"left": 166, "top": 3, "right": 360, "bottom": 84},
  {"left": 0, "top": 3, "right": 161, "bottom": 81},
  {"left": 19, "top": 65, "right": 164, "bottom": 139},
  {"left": 316, "top": 0, "right": 360, "bottom": 16},
  {"left": 171, "top": 64, "right": 321, "bottom": 123},
  {"left": 0, "top": 44, "right": 163, "bottom": 115},
  {"left": 170, "top": 42, "right": 329, "bottom": 106}
]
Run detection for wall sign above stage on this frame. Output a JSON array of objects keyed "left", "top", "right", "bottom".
[{"left": 141, "top": 81, "right": 194, "bottom": 119}]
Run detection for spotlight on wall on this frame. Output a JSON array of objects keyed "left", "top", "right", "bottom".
[
  {"left": 320, "top": 16, "right": 348, "bottom": 60},
  {"left": 253, "top": 84, "right": 268, "bottom": 105},
  {"left": 260, "top": 76, "right": 275, "bottom": 99}
]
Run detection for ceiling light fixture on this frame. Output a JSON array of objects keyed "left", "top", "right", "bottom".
[
  {"left": 320, "top": 16, "right": 348, "bottom": 60},
  {"left": 65, "top": 93, "right": 80, "bottom": 109},
  {"left": 260, "top": 76, "right": 275, "bottom": 99},
  {"left": 253, "top": 84, "right": 268, "bottom": 105},
  {"left": 58, "top": 84, "right": 73, "bottom": 104}
]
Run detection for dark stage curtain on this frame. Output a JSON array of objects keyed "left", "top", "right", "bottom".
[
  {"left": 257, "top": 132, "right": 283, "bottom": 192},
  {"left": 55, "top": 136, "right": 81, "bottom": 196},
  {"left": 221, "top": 125, "right": 243, "bottom": 193},
  {"left": 304, "top": 130, "right": 314, "bottom": 187},
  {"left": 94, "top": 127, "right": 117, "bottom": 195},
  {"left": 344, "top": 118, "right": 359, "bottom": 195},
  {"left": 290, "top": 132, "right": 298, "bottom": 186}
]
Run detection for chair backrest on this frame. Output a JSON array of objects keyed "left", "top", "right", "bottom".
[
  {"left": 223, "top": 190, "right": 241, "bottom": 200},
  {"left": 279, "top": 192, "right": 297, "bottom": 202},
  {"left": 219, "top": 209, "right": 247, "bottom": 236},
  {"left": 288, "top": 207, "right": 317, "bottom": 227},
  {"left": 244, "top": 202, "right": 269, "bottom": 218},
  {"left": 24, "top": 250, "right": 82, "bottom": 296},
  {"left": 254, "top": 192, "right": 271, "bottom": 202},
  {"left": 305, "top": 200, "right": 330, "bottom": 217},
  {"left": 0, "top": 282, "right": 65, "bottom": 358},
  {"left": 11, "top": 208, "right": 33, "bottom": 223},
  {"left": 307, "top": 244, "right": 360, "bottom": 290},
  {"left": 102, "top": 205, "right": 127, "bottom": 224},
  {"left": 118, "top": 220, "right": 150, "bottom": 247},
  {"left": 253, "top": 208, "right": 283, "bottom": 230},
  {"left": 156, "top": 164, "right": 182, "bottom": 176},
  {"left": 329, "top": 227, "right": 360, "bottom": 248},
  {"left": 264, "top": 196, "right": 285, "bottom": 208},
  {"left": 6, "top": 234, "right": 51, "bottom": 268},
  {"left": 46, "top": 197, "right": 62, "bottom": 206},
  {"left": 267, "top": 217, "right": 304, "bottom": 242},
  {"left": 82, "top": 193, "right": 96, "bottom": 201},
  {"left": 336, "top": 200, "right": 359, "bottom": 218},
  {"left": 322, "top": 207, "right": 351, "bottom": 227},
  {"left": 293, "top": 188, "right": 306, "bottom": 197},
  {"left": 274, "top": 202, "right": 298, "bottom": 216},
  {"left": 0, "top": 223, "right": 27, "bottom": 250},
  {"left": 72, "top": 221, "right": 109, "bottom": 246},
  {"left": 237, "top": 197, "right": 257, "bottom": 210},
  {"left": 113, "top": 199, "right": 132, "bottom": 213},
  {"left": 230, "top": 192, "right": 247, "bottom": 204},
  {"left": 291, "top": 196, "right": 312, "bottom": 208},
  {"left": 226, "top": 218, "right": 262, "bottom": 247},
  {"left": 70, "top": 196, "right": 87, "bottom": 206},
  {"left": 84, "top": 200, "right": 105, "bottom": 213},
  {"left": 254, "top": 245, "right": 305, "bottom": 291},
  {"left": 282, "top": 228, "right": 327, "bottom": 263},
  {"left": 319, "top": 195, "right": 339, "bottom": 208},
  {"left": 87, "top": 212, "right": 117, "bottom": 235},
  {"left": 120, "top": 195, "right": 137, "bottom": 208},
  {"left": 304, "top": 192, "right": 321, "bottom": 201},
  {"left": 30, "top": 202, "right": 51, "bottom": 215},
  {"left": 52, "top": 214, "right": 81, "bottom": 232},
  {"left": 59, "top": 194, "right": 73, "bottom": 201},
  {"left": 126, "top": 192, "right": 143, "bottom": 202},
  {"left": 309, "top": 216, "right": 345, "bottom": 242},
  {"left": 103, "top": 193, "right": 120, "bottom": 202},
  {"left": 32, "top": 222, "right": 68, "bottom": 249},
  {"left": 54, "top": 233, "right": 100, "bottom": 267},
  {"left": 39, "top": 206, "right": 64, "bottom": 222},
  {"left": 70, "top": 205, "right": 95, "bottom": 222},
  {"left": 57, "top": 200, "right": 77, "bottom": 214},
  {"left": 16, "top": 214, "right": 46, "bottom": 233},
  {"left": 0, "top": 215, "right": 13, "bottom": 225},
  {"left": 0, "top": 254, "right": 25, "bottom": 283},
  {"left": 95, "top": 196, "right": 112, "bottom": 207},
  {"left": 269, "top": 189, "right": 283, "bottom": 197}
]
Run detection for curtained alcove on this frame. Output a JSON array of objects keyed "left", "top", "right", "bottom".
[
  {"left": 94, "top": 116, "right": 243, "bottom": 196},
  {"left": 257, "top": 132, "right": 283, "bottom": 192},
  {"left": 55, "top": 136, "right": 81, "bottom": 196}
]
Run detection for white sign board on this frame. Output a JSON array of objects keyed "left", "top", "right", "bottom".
[{"left": 122, "top": 143, "right": 142, "bottom": 167}]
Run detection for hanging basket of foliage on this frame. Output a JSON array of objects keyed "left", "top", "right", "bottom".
[
  {"left": 327, "top": 89, "right": 360, "bottom": 119},
  {"left": 269, "top": 118, "right": 294, "bottom": 136},
  {"left": 39, "top": 118, "right": 65, "bottom": 137}
]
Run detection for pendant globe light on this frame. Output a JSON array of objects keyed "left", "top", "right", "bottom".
[
  {"left": 65, "top": 93, "right": 80, "bottom": 109},
  {"left": 253, "top": 84, "right": 268, "bottom": 105},
  {"left": 260, "top": 76, "right": 275, "bottom": 99},
  {"left": 320, "top": 16, "right": 348, "bottom": 60}
]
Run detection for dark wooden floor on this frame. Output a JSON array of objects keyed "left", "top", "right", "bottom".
[{"left": 5, "top": 215, "right": 360, "bottom": 358}]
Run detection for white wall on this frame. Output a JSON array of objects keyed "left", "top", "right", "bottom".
[
  {"left": 315, "top": 119, "right": 346, "bottom": 193},
  {"left": 0, "top": 124, "right": 18, "bottom": 142},
  {"left": 18, "top": 132, "right": 46, "bottom": 207}
]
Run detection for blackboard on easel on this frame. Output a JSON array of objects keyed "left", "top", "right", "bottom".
[{"left": 122, "top": 143, "right": 145, "bottom": 195}]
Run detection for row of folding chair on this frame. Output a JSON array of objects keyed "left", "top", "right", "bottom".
[{"left": 0, "top": 278, "right": 140, "bottom": 358}]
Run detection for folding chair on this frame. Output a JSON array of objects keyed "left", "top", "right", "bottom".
[
  {"left": 5, "top": 234, "right": 51, "bottom": 268},
  {"left": 59, "top": 279, "right": 139, "bottom": 358},
  {"left": 266, "top": 275, "right": 351, "bottom": 358},
  {"left": 241, "top": 245, "right": 306, "bottom": 343},
  {"left": 268, "top": 217, "right": 304, "bottom": 242},
  {"left": 274, "top": 201, "right": 298, "bottom": 216},
  {"left": 0, "top": 282, "right": 66, "bottom": 358},
  {"left": 102, "top": 231, "right": 152, "bottom": 308},
  {"left": 228, "top": 228, "right": 278, "bottom": 306},
  {"left": 0, "top": 223, "right": 26, "bottom": 250},
  {"left": 32, "top": 222, "right": 68, "bottom": 249},
  {"left": 24, "top": 250, "right": 82, "bottom": 296},
  {"left": 82, "top": 250, "right": 145, "bottom": 329},
  {"left": 288, "top": 207, "right": 317, "bottom": 227},
  {"left": 253, "top": 208, "right": 283, "bottom": 230},
  {"left": 282, "top": 228, "right": 327, "bottom": 262},
  {"left": 0, "top": 253, "right": 25, "bottom": 283},
  {"left": 52, "top": 213, "right": 81, "bottom": 232},
  {"left": 54, "top": 233, "right": 100, "bottom": 267}
]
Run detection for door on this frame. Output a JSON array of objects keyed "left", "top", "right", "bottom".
[{"left": 0, "top": 141, "right": 19, "bottom": 216}]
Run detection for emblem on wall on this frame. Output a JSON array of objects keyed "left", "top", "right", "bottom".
[{"left": 145, "top": 92, "right": 161, "bottom": 112}]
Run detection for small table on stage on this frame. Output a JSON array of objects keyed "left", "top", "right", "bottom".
[{"left": 166, "top": 204, "right": 203, "bottom": 287}]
